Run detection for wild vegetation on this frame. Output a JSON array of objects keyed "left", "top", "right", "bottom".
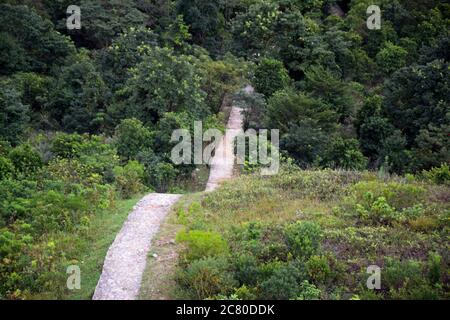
[
  {"left": 171, "top": 165, "right": 449, "bottom": 300},
  {"left": 0, "top": 0, "right": 448, "bottom": 299}
]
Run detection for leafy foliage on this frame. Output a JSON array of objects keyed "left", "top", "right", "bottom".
[{"left": 253, "top": 58, "right": 290, "bottom": 97}]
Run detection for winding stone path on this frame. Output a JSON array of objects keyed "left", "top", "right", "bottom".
[
  {"left": 92, "top": 193, "right": 181, "bottom": 300},
  {"left": 205, "top": 86, "right": 249, "bottom": 191}
]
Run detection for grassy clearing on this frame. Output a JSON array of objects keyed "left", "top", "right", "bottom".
[
  {"left": 160, "top": 168, "right": 449, "bottom": 300},
  {"left": 57, "top": 196, "right": 141, "bottom": 300}
]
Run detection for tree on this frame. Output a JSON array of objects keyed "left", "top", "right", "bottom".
[
  {"left": 376, "top": 41, "right": 408, "bottom": 74},
  {"left": 383, "top": 59, "right": 450, "bottom": 146},
  {"left": 264, "top": 88, "right": 338, "bottom": 135},
  {"left": 45, "top": 51, "right": 108, "bottom": 133},
  {"left": 318, "top": 137, "right": 368, "bottom": 170},
  {"left": 96, "top": 27, "right": 159, "bottom": 91},
  {"left": 177, "top": 0, "right": 226, "bottom": 55},
  {"left": 0, "top": 84, "right": 29, "bottom": 146},
  {"left": 114, "top": 118, "right": 154, "bottom": 161},
  {"left": 62, "top": 0, "right": 148, "bottom": 49},
  {"left": 109, "top": 46, "right": 208, "bottom": 125},
  {"left": 231, "top": 1, "right": 280, "bottom": 58},
  {"left": 264, "top": 89, "right": 339, "bottom": 166},
  {"left": 411, "top": 125, "right": 450, "bottom": 171},
  {"left": 254, "top": 58, "right": 290, "bottom": 97},
  {"left": 304, "top": 65, "right": 356, "bottom": 121},
  {"left": 0, "top": 4, "right": 75, "bottom": 75},
  {"left": 356, "top": 95, "right": 394, "bottom": 163},
  {"left": 379, "top": 129, "right": 412, "bottom": 174},
  {"left": 281, "top": 119, "right": 329, "bottom": 167}
]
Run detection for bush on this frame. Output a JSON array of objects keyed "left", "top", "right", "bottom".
[
  {"left": 113, "top": 160, "right": 145, "bottom": 198},
  {"left": 318, "top": 137, "right": 368, "bottom": 170},
  {"left": 51, "top": 133, "right": 87, "bottom": 159},
  {"left": 306, "top": 255, "right": 331, "bottom": 283},
  {"left": 351, "top": 181, "right": 425, "bottom": 211},
  {"left": 356, "top": 196, "right": 402, "bottom": 225},
  {"left": 422, "top": 164, "right": 450, "bottom": 185},
  {"left": 177, "top": 230, "right": 229, "bottom": 263},
  {"left": 179, "top": 256, "right": 237, "bottom": 300},
  {"left": 114, "top": 118, "right": 153, "bottom": 161},
  {"left": 427, "top": 252, "right": 443, "bottom": 285},
  {"left": 376, "top": 41, "right": 408, "bottom": 74},
  {"left": 253, "top": 58, "right": 290, "bottom": 97},
  {"left": 145, "top": 162, "right": 178, "bottom": 193},
  {"left": 0, "top": 156, "right": 13, "bottom": 180},
  {"left": 8, "top": 144, "right": 42, "bottom": 177},
  {"left": 232, "top": 254, "right": 260, "bottom": 287},
  {"left": 383, "top": 258, "right": 425, "bottom": 291},
  {"left": 0, "top": 140, "right": 12, "bottom": 157},
  {"left": 229, "top": 222, "right": 289, "bottom": 262},
  {"left": 284, "top": 221, "right": 322, "bottom": 259},
  {"left": 51, "top": 133, "right": 119, "bottom": 179},
  {"left": 259, "top": 263, "right": 302, "bottom": 299},
  {"left": 296, "top": 280, "right": 321, "bottom": 300}
]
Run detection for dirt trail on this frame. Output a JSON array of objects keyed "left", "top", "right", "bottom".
[
  {"left": 92, "top": 193, "right": 181, "bottom": 300},
  {"left": 205, "top": 86, "right": 249, "bottom": 191},
  {"left": 93, "top": 86, "right": 249, "bottom": 300}
]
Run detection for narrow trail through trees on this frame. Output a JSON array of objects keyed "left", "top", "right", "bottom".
[{"left": 93, "top": 87, "right": 249, "bottom": 300}]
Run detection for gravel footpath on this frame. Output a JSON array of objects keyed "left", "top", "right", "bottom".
[
  {"left": 205, "top": 86, "right": 248, "bottom": 191},
  {"left": 93, "top": 87, "right": 249, "bottom": 300},
  {"left": 92, "top": 193, "right": 181, "bottom": 300}
]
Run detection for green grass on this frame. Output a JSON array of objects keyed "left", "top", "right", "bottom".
[{"left": 63, "top": 196, "right": 141, "bottom": 300}]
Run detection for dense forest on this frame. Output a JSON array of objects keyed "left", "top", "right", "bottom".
[{"left": 0, "top": 0, "right": 448, "bottom": 300}]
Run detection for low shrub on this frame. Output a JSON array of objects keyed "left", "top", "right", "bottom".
[
  {"left": 233, "top": 285, "right": 257, "bottom": 300},
  {"left": 306, "top": 255, "right": 331, "bottom": 283},
  {"left": 427, "top": 252, "right": 443, "bottom": 285},
  {"left": 177, "top": 230, "right": 229, "bottom": 263},
  {"left": 230, "top": 222, "right": 289, "bottom": 262},
  {"left": 8, "top": 144, "right": 42, "bottom": 177},
  {"left": 296, "top": 280, "right": 321, "bottom": 300},
  {"left": 113, "top": 160, "right": 145, "bottom": 198},
  {"left": 259, "top": 263, "right": 303, "bottom": 300},
  {"left": 383, "top": 258, "right": 425, "bottom": 291},
  {"left": 356, "top": 196, "right": 402, "bottom": 224},
  {"left": 284, "top": 221, "right": 322, "bottom": 259},
  {"left": 178, "top": 256, "right": 237, "bottom": 300},
  {"left": 422, "top": 164, "right": 450, "bottom": 185},
  {"left": 351, "top": 181, "right": 425, "bottom": 210},
  {"left": 232, "top": 254, "right": 260, "bottom": 286},
  {"left": 0, "top": 156, "right": 14, "bottom": 180}
]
